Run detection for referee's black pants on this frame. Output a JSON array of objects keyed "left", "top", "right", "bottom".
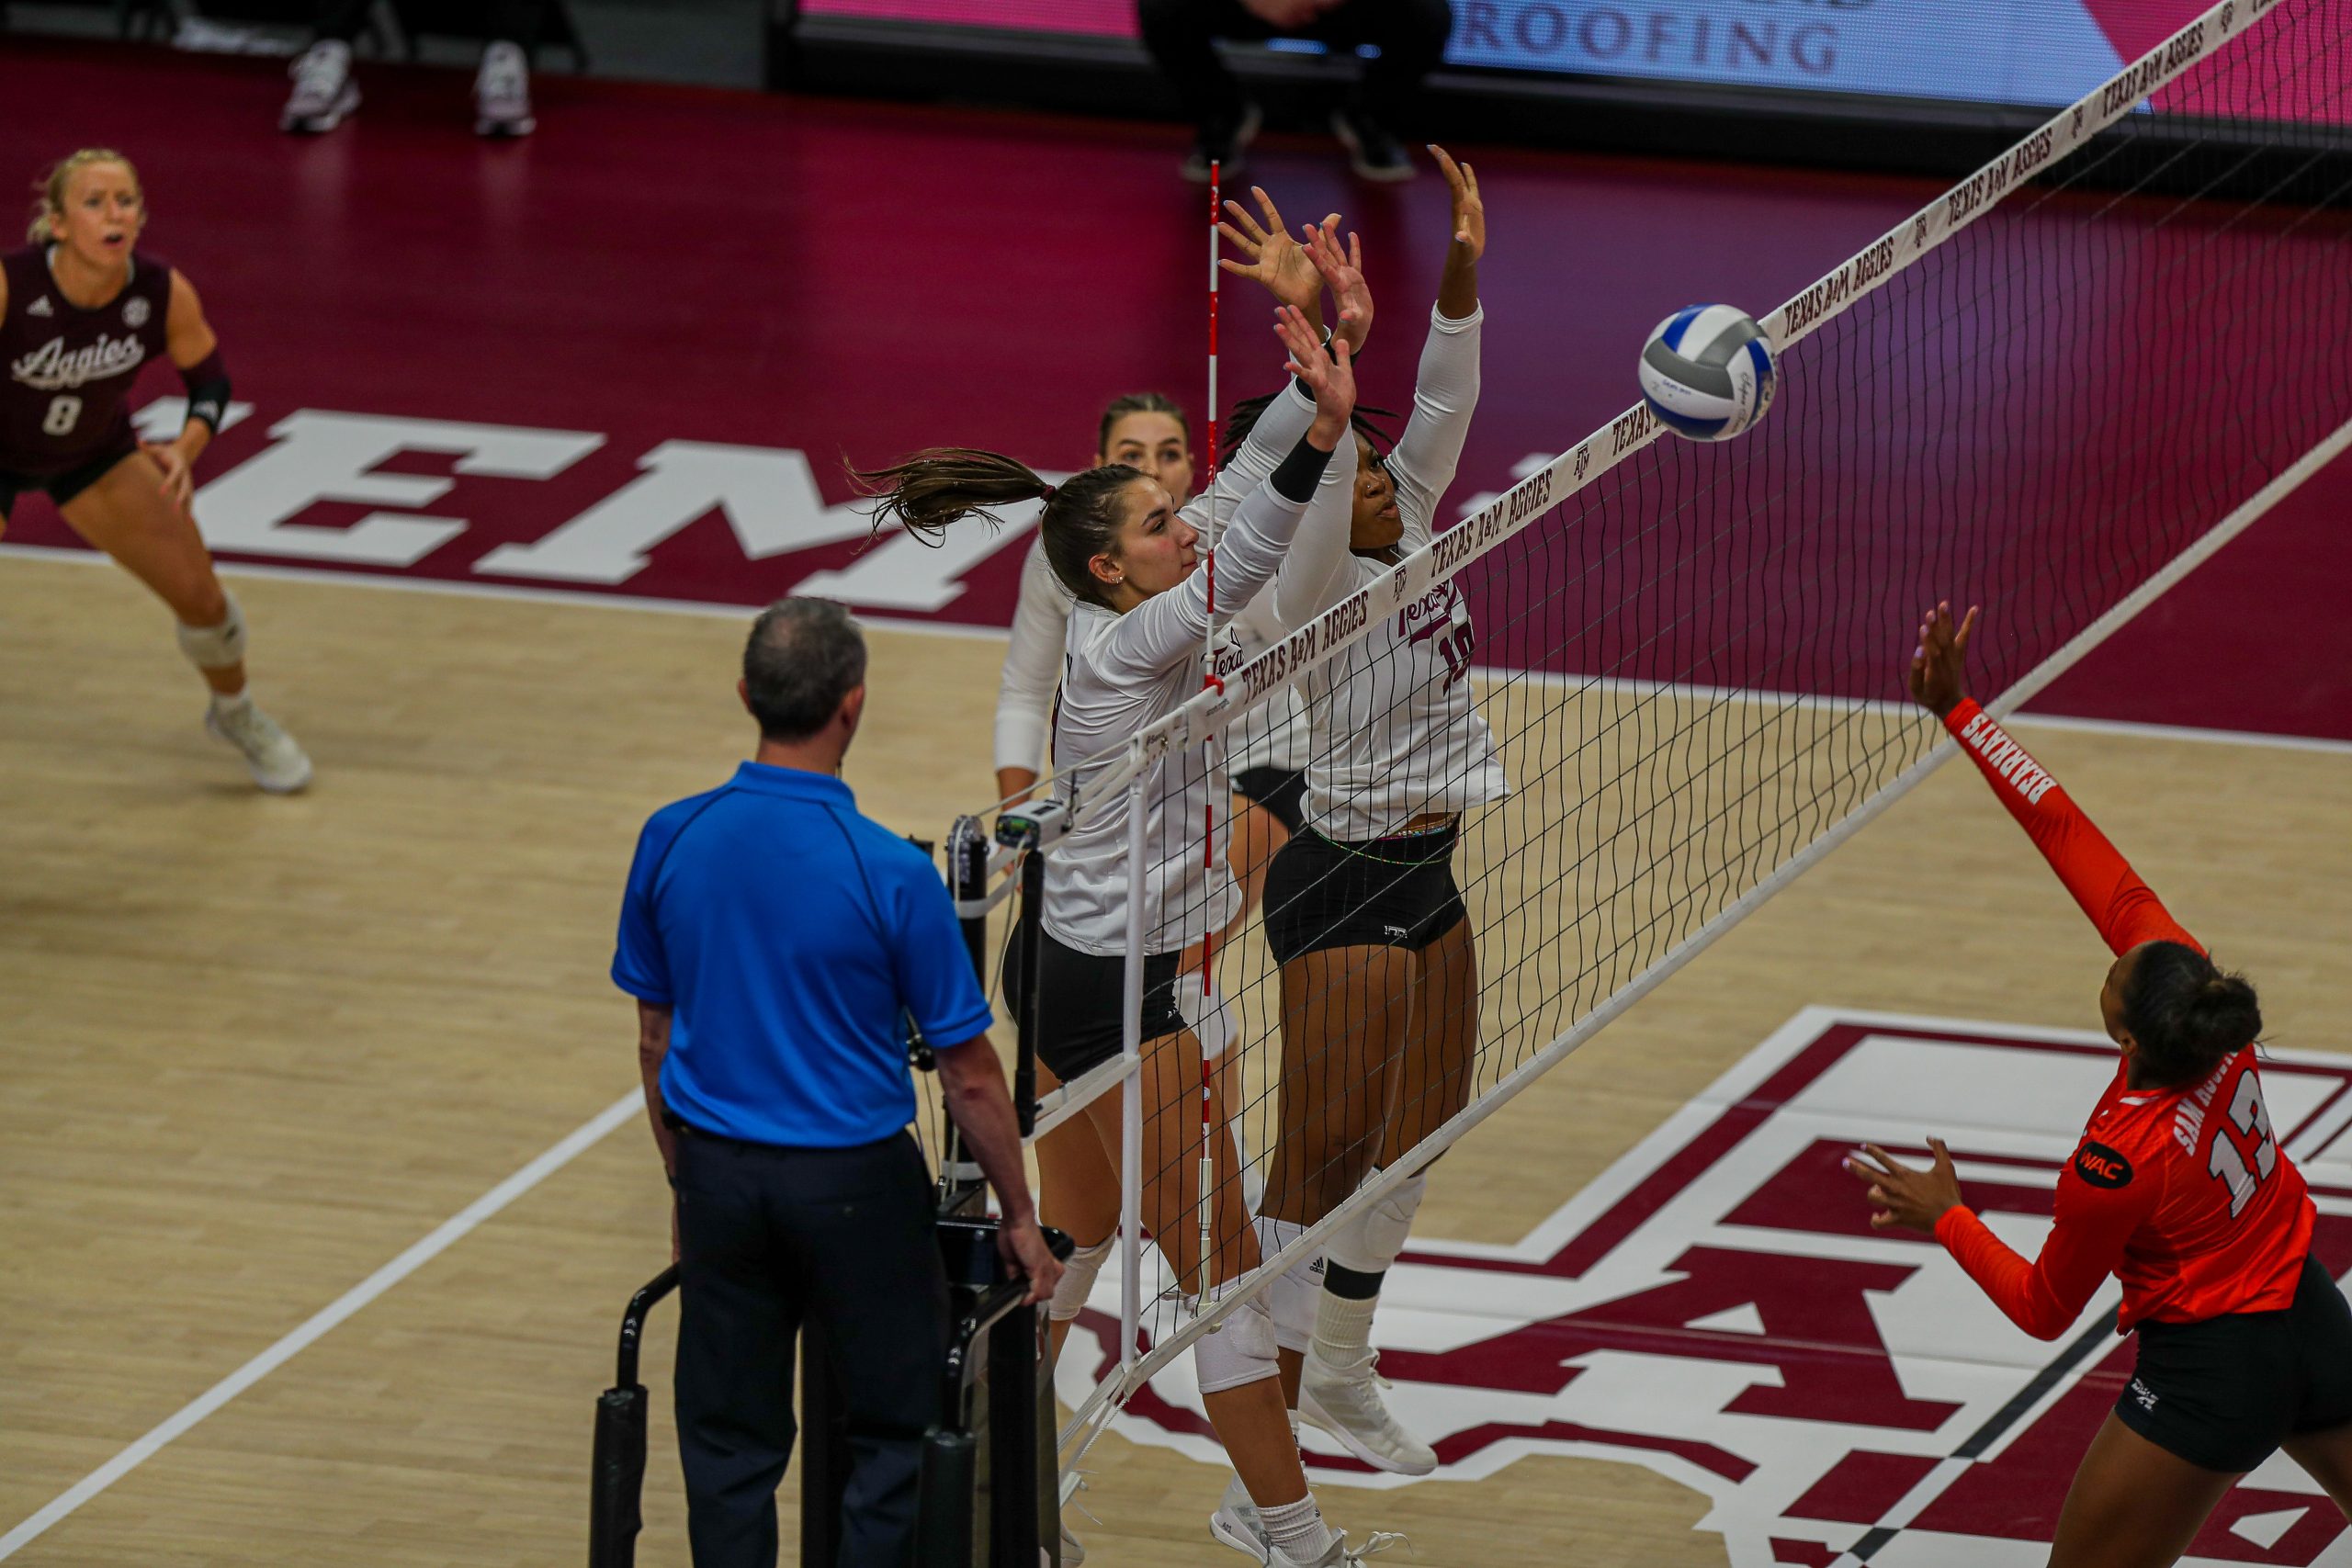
[{"left": 672, "top": 1129, "right": 948, "bottom": 1568}]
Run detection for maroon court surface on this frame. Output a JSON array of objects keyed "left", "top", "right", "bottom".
[{"left": 3, "top": 39, "right": 2344, "bottom": 741}]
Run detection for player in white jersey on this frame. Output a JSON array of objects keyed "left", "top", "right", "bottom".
[
  {"left": 990, "top": 203, "right": 1372, "bottom": 1395},
  {"left": 1234, "top": 147, "right": 1496, "bottom": 1481},
  {"left": 992, "top": 392, "right": 1302, "bottom": 1179},
  {"left": 858, "top": 301, "right": 1396, "bottom": 1568}
]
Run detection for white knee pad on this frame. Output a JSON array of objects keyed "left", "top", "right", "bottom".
[
  {"left": 1326, "top": 1168, "right": 1428, "bottom": 1277},
  {"left": 1191, "top": 1292, "right": 1280, "bottom": 1394},
  {"left": 1253, "top": 1214, "right": 1322, "bottom": 1352},
  {"left": 176, "top": 593, "right": 247, "bottom": 671},
  {"left": 1050, "top": 1235, "right": 1114, "bottom": 1324}
]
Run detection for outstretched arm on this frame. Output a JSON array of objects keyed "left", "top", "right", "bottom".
[
  {"left": 1385, "top": 147, "right": 1487, "bottom": 545},
  {"left": 1910, "top": 603, "right": 2200, "bottom": 956},
  {"left": 1204, "top": 215, "right": 1372, "bottom": 516},
  {"left": 1219, "top": 188, "right": 1372, "bottom": 355},
  {"left": 1102, "top": 306, "right": 1355, "bottom": 677},
  {"left": 1847, "top": 1138, "right": 2154, "bottom": 1340}
]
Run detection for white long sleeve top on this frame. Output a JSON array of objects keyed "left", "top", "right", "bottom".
[
  {"left": 1045, "top": 431, "right": 1347, "bottom": 955},
  {"left": 990, "top": 380, "right": 1352, "bottom": 782},
  {"left": 992, "top": 538, "right": 1073, "bottom": 778},
  {"left": 1238, "top": 304, "right": 1510, "bottom": 842}
]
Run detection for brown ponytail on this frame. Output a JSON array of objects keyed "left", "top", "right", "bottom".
[{"left": 852, "top": 449, "right": 1150, "bottom": 610}]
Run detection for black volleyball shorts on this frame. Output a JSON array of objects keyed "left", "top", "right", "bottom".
[
  {"left": 1260, "top": 823, "right": 1467, "bottom": 966},
  {"left": 1232, "top": 765, "right": 1307, "bottom": 836},
  {"left": 0, "top": 434, "right": 141, "bottom": 521},
  {"left": 1001, "top": 923, "right": 1185, "bottom": 1082},
  {"left": 2118, "top": 1255, "right": 2352, "bottom": 1472}
]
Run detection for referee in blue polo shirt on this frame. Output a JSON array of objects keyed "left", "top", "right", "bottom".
[{"left": 615, "top": 596, "right": 1061, "bottom": 1568}]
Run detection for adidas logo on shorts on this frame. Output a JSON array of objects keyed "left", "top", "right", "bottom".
[{"left": 2131, "top": 1378, "right": 2158, "bottom": 1411}]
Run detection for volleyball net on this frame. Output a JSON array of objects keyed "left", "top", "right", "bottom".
[{"left": 935, "top": 0, "right": 2352, "bottom": 1479}]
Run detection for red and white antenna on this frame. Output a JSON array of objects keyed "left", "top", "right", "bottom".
[{"left": 1195, "top": 159, "right": 1222, "bottom": 1312}]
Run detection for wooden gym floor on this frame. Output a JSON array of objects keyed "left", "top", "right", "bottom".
[{"left": 5, "top": 552, "right": 2349, "bottom": 1566}]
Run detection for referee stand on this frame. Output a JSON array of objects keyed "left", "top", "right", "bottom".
[{"left": 587, "top": 823, "right": 1068, "bottom": 1568}]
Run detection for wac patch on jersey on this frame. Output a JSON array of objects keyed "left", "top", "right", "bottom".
[{"left": 1060, "top": 1009, "right": 2352, "bottom": 1567}]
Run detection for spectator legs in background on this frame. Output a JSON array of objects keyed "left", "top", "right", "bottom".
[
  {"left": 476, "top": 0, "right": 547, "bottom": 136},
  {"left": 280, "top": 0, "right": 544, "bottom": 136},
  {"left": 1136, "top": 0, "right": 1266, "bottom": 183},
  {"left": 1136, "top": 0, "right": 1455, "bottom": 183},
  {"left": 280, "top": 0, "right": 368, "bottom": 134},
  {"left": 1330, "top": 0, "right": 1454, "bottom": 182}
]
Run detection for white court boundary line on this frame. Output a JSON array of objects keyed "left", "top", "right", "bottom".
[
  {"left": 8, "top": 543, "right": 2346, "bottom": 761},
  {"left": 0, "top": 1089, "right": 643, "bottom": 1561},
  {"left": 0, "top": 540, "right": 1012, "bottom": 646}
]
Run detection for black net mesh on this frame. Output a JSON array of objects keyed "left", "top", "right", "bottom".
[{"left": 980, "top": 0, "right": 2352, "bottom": 1456}]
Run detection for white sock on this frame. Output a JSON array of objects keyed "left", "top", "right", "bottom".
[
  {"left": 1312, "top": 1291, "right": 1378, "bottom": 1371},
  {"left": 210, "top": 689, "right": 252, "bottom": 714},
  {"left": 1260, "top": 1494, "right": 1334, "bottom": 1562}
]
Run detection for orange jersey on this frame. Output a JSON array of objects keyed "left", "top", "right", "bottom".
[{"left": 1928, "top": 699, "right": 2313, "bottom": 1337}]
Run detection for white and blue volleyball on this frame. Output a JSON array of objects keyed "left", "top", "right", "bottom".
[{"left": 1639, "top": 305, "right": 1777, "bottom": 441}]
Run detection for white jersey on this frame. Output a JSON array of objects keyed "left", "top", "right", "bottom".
[
  {"left": 997, "top": 540, "right": 1312, "bottom": 780},
  {"left": 1240, "top": 305, "right": 1509, "bottom": 842},
  {"left": 1045, "top": 430, "right": 1354, "bottom": 955},
  {"left": 993, "top": 539, "right": 1073, "bottom": 777}
]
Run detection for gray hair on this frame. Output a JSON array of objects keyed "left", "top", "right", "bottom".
[{"left": 742, "top": 597, "right": 867, "bottom": 742}]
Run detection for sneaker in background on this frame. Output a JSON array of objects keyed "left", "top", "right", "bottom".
[
  {"left": 1182, "top": 101, "right": 1264, "bottom": 184},
  {"left": 1331, "top": 108, "right": 1414, "bottom": 182},
  {"left": 475, "top": 39, "right": 537, "bottom": 139},
  {"left": 280, "top": 39, "right": 359, "bottom": 135}
]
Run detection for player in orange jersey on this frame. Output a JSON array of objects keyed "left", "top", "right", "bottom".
[{"left": 1849, "top": 601, "right": 2352, "bottom": 1566}]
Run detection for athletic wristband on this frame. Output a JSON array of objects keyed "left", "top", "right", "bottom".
[
  {"left": 178, "top": 348, "right": 231, "bottom": 434},
  {"left": 1269, "top": 433, "right": 1335, "bottom": 502}
]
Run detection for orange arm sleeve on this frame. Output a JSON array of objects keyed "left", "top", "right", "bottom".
[
  {"left": 1933, "top": 1162, "right": 2156, "bottom": 1339},
  {"left": 1942, "top": 699, "right": 2201, "bottom": 957}
]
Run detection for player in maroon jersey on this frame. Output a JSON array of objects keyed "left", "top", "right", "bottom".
[
  {"left": 1849, "top": 602, "right": 2352, "bottom": 1565},
  {"left": 4, "top": 150, "right": 310, "bottom": 791}
]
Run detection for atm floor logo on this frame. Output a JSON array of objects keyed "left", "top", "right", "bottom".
[{"left": 1066, "top": 1008, "right": 2352, "bottom": 1567}]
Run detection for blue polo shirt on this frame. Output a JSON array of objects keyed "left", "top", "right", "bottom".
[{"left": 613, "top": 761, "right": 993, "bottom": 1148}]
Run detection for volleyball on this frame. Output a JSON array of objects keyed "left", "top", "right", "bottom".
[{"left": 1639, "top": 304, "right": 1777, "bottom": 441}]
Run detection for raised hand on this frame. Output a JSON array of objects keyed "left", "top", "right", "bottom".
[
  {"left": 1218, "top": 186, "right": 1330, "bottom": 319},
  {"left": 1302, "top": 219, "right": 1373, "bottom": 354},
  {"left": 1430, "top": 144, "right": 1485, "bottom": 264},
  {"left": 1275, "top": 302, "right": 1354, "bottom": 443},
  {"left": 1846, "top": 1140, "right": 1965, "bottom": 1235},
  {"left": 1907, "top": 601, "right": 1980, "bottom": 719}
]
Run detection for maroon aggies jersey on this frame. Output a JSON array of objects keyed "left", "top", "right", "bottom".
[{"left": 1, "top": 246, "right": 175, "bottom": 478}]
